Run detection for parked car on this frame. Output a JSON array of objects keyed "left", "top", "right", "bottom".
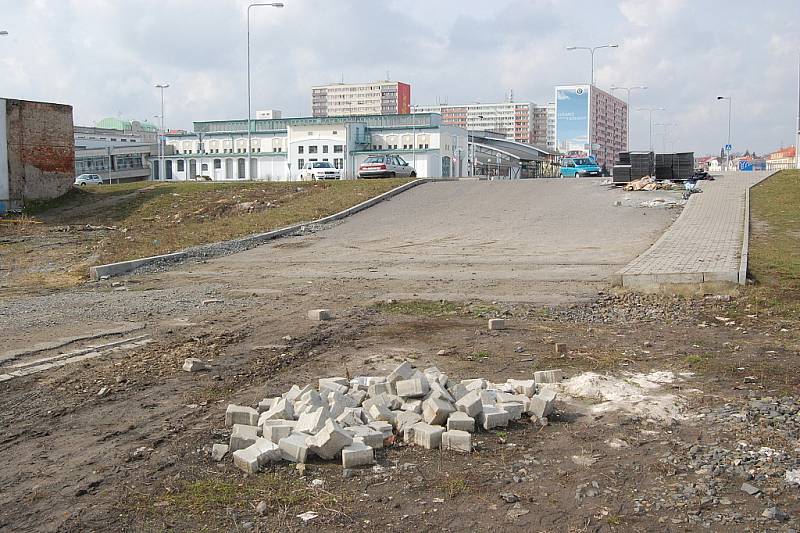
[
  {"left": 559, "top": 157, "right": 602, "bottom": 178},
  {"left": 358, "top": 154, "right": 416, "bottom": 179},
  {"left": 300, "top": 161, "right": 341, "bottom": 180},
  {"left": 74, "top": 173, "right": 104, "bottom": 186}
]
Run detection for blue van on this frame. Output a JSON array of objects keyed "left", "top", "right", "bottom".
[{"left": 559, "top": 157, "right": 602, "bottom": 178}]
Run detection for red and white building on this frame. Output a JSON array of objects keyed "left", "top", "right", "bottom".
[
  {"left": 766, "top": 146, "right": 796, "bottom": 171},
  {"left": 312, "top": 80, "right": 411, "bottom": 117}
]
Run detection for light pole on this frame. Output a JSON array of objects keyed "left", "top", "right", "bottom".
[
  {"left": 472, "top": 114, "right": 485, "bottom": 176},
  {"left": 796, "top": 51, "right": 800, "bottom": 169},
  {"left": 637, "top": 107, "right": 665, "bottom": 152},
  {"left": 155, "top": 83, "right": 169, "bottom": 180},
  {"left": 566, "top": 44, "right": 619, "bottom": 86},
  {"left": 247, "top": 2, "right": 284, "bottom": 181},
  {"left": 716, "top": 96, "right": 732, "bottom": 170},
  {"left": 611, "top": 85, "right": 647, "bottom": 150},
  {"left": 0, "top": 31, "right": 8, "bottom": 36},
  {"left": 654, "top": 123, "right": 676, "bottom": 152}
]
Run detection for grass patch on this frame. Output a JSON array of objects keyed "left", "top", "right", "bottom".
[
  {"left": 438, "top": 477, "right": 469, "bottom": 499},
  {"left": 684, "top": 353, "right": 715, "bottom": 369}
]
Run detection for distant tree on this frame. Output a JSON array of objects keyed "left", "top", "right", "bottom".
[{"left": 720, "top": 147, "right": 725, "bottom": 159}]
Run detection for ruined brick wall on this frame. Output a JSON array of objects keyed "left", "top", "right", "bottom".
[{"left": 5, "top": 99, "right": 75, "bottom": 206}]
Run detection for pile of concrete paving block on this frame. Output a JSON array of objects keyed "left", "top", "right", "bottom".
[{"left": 215, "top": 362, "right": 562, "bottom": 474}]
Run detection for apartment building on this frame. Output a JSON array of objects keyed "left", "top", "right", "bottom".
[
  {"left": 555, "top": 85, "right": 627, "bottom": 168},
  {"left": 413, "top": 101, "right": 555, "bottom": 147},
  {"left": 311, "top": 81, "right": 411, "bottom": 117}
]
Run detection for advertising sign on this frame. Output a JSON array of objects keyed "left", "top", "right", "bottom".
[{"left": 555, "top": 86, "right": 590, "bottom": 154}]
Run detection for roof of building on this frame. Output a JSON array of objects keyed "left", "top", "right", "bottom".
[
  {"left": 96, "top": 117, "right": 158, "bottom": 133},
  {"left": 190, "top": 113, "right": 444, "bottom": 135}
]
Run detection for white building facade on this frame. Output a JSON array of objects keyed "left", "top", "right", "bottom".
[
  {"left": 160, "top": 114, "right": 468, "bottom": 181},
  {"left": 312, "top": 81, "right": 411, "bottom": 117}
]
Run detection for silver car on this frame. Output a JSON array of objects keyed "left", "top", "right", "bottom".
[
  {"left": 300, "top": 161, "right": 341, "bottom": 180},
  {"left": 358, "top": 154, "right": 417, "bottom": 179},
  {"left": 74, "top": 173, "right": 104, "bottom": 186}
]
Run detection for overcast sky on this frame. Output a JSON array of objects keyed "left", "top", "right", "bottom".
[{"left": 1, "top": 0, "right": 798, "bottom": 154}]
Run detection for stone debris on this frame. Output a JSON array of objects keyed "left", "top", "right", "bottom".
[
  {"left": 211, "top": 361, "right": 561, "bottom": 473},
  {"left": 488, "top": 318, "right": 507, "bottom": 330},
  {"left": 182, "top": 358, "right": 207, "bottom": 372},
  {"left": 307, "top": 309, "right": 331, "bottom": 321}
]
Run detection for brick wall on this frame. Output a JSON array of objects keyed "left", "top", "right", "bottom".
[{"left": 5, "top": 99, "right": 75, "bottom": 207}]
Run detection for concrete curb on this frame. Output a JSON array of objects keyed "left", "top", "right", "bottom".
[
  {"left": 89, "top": 179, "right": 432, "bottom": 280},
  {"left": 738, "top": 171, "right": 775, "bottom": 285}
]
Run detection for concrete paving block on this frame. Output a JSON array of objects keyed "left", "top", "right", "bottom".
[
  {"left": 262, "top": 420, "right": 297, "bottom": 444},
  {"left": 395, "top": 376, "right": 430, "bottom": 398},
  {"left": 401, "top": 399, "right": 423, "bottom": 414},
  {"left": 346, "top": 425, "right": 384, "bottom": 449},
  {"left": 422, "top": 397, "right": 455, "bottom": 426},
  {"left": 327, "top": 397, "right": 347, "bottom": 419},
  {"left": 225, "top": 404, "right": 260, "bottom": 427},
  {"left": 182, "top": 358, "right": 207, "bottom": 372},
  {"left": 336, "top": 408, "right": 364, "bottom": 428},
  {"left": 446, "top": 411, "right": 475, "bottom": 433},
  {"left": 341, "top": 441, "right": 375, "bottom": 468},
  {"left": 257, "top": 397, "right": 276, "bottom": 413},
  {"left": 387, "top": 361, "right": 415, "bottom": 384},
  {"left": 234, "top": 438, "right": 281, "bottom": 473},
  {"left": 455, "top": 390, "right": 483, "bottom": 418},
  {"left": 554, "top": 343, "right": 568, "bottom": 355},
  {"left": 346, "top": 389, "right": 367, "bottom": 406},
  {"left": 507, "top": 379, "right": 536, "bottom": 397},
  {"left": 528, "top": 389, "right": 557, "bottom": 418},
  {"left": 367, "top": 403, "right": 395, "bottom": 424},
  {"left": 534, "top": 369, "right": 564, "bottom": 384},
  {"left": 477, "top": 405, "right": 510, "bottom": 430},
  {"left": 498, "top": 401, "right": 524, "bottom": 420},
  {"left": 211, "top": 443, "right": 229, "bottom": 461},
  {"left": 448, "top": 383, "right": 469, "bottom": 402},
  {"left": 461, "top": 378, "right": 488, "bottom": 392},
  {"left": 368, "top": 382, "right": 393, "bottom": 397},
  {"left": 427, "top": 381, "right": 455, "bottom": 403},
  {"left": 479, "top": 389, "right": 498, "bottom": 405},
  {"left": 393, "top": 411, "right": 423, "bottom": 433},
  {"left": 488, "top": 318, "right": 507, "bottom": 330},
  {"left": 368, "top": 421, "right": 393, "bottom": 440},
  {"left": 295, "top": 407, "right": 331, "bottom": 434},
  {"left": 264, "top": 397, "right": 295, "bottom": 421},
  {"left": 307, "top": 419, "right": 353, "bottom": 460},
  {"left": 229, "top": 424, "right": 260, "bottom": 452},
  {"left": 442, "top": 430, "right": 471, "bottom": 453},
  {"left": 410, "top": 422, "right": 445, "bottom": 449},
  {"left": 284, "top": 384, "right": 312, "bottom": 402},
  {"left": 278, "top": 432, "right": 310, "bottom": 463},
  {"left": 319, "top": 377, "right": 349, "bottom": 395},
  {"left": 307, "top": 309, "right": 332, "bottom": 321}
]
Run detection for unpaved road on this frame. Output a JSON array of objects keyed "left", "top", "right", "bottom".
[{"left": 8, "top": 179, "right": 798, "bottom": 532}]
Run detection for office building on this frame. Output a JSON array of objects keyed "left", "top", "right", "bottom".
[
  {"left": 312, "top": 81, "right": 411, "bottom": 117},
  {"left": 555, "top": 85, "right": 628, "bottom": 168},
  {"left": 162, "top": 113, "right": 466, "bottom": 180}
]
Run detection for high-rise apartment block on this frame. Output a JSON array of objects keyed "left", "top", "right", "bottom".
[
  {"left": 413, "top": 101, "right": 555, "bottom": 148},
  {"left": 312, "top": 81, "right": 411, "bottom": 117}
]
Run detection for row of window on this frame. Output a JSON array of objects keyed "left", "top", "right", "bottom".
[
  {"left": 297, "top": 158, "right": 344, "bottom": 170},
  {"left": 174, "top": 147, "right": 285, "bottom": 155},
  {"left": 371, "top": 144, "right": 429, "bottom": 150},
  {"left": 297, "top": 145, "right": 344, "bottom": 154}
]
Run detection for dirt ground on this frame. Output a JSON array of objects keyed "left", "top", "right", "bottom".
[{"left": 1, "top": 178, "right": 798, "bottom": 532}]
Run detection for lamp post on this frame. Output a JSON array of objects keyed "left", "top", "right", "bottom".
[
  {"left": 154, "top": 83, "right": 169, "bottom": 180},
  {"left": 0, "top": 31, "right": 8, "bottom": 36},
  {"left": 796, "top": 52, "right": 800, "bottom": 169},
  {"left": 654, "top": 123, "right": 676, "bottom": 152},
  {"left": 566, "top": 44, "right": 619, "bottom": 86},
  {"left": 247, "top": 2, "right": 284, "bottom": 181},
  {"left": 472, "top": 114, "right": 485, "bottom": 176},
  {"left": 716, "top": 96, "right": 732, "bottom": 170},
  {"left": 611, "top": 85, "right": 647, "bottom": 150},
  {"left": 636, "top": 107, "right": 665, "bottom": 152}
]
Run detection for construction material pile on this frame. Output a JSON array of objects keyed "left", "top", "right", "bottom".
[{"left": 213, "top": 361, "right": 562, "bottom": 474}]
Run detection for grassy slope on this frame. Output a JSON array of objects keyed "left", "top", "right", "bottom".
[{"left": 1, "top": 179, "right": 409, "bottom": 293}]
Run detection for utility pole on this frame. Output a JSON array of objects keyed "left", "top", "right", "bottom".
[
  {"left": 717, "top": 96, "right": 732, "bottom": 170},
  {"left": 611, "top": 86, "right": 647, "bottom": 150},
  {"left": 796, "top": 51, "right": 800, "bottom": 169},
  {"left": 155, "top": 84, "right": 169, "bottom": 180},
  {"left": 566, "top": 44, "right": 619, "bottom": 87},
  {"left": 637, "top": 107, "right": 665, "bottom": 152}
]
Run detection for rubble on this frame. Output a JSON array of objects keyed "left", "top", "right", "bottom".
[
  {"left": 182, "top": 358, "right": 207, "bottom": 372},
  {"left": 307, "top": 309, "right": 332, "bottom": 321},
  {"left": 211, "top": 361, "right": 561, "bottom": 473}
]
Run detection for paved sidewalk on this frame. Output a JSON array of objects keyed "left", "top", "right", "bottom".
[{"left": 615, "top": 171, "right": 774, "bottom": 289}]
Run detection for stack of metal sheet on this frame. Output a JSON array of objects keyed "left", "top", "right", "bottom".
[
  {"left": 673, "top": 152, "right": 695, "bottom": 180},
  {"left": 655, "top": 153, "right": 675, "bottom": 180},
  {"left": 612, "top": 165, "right": 632, "bottom": 183}
]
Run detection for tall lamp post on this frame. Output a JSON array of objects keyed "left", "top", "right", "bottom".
[
  {"left": 566, "top": 44, "right": 619, "bottom": 86},
  {"left": 636, "top": 107, "right": 665, "bottom": 152},
  {"left": 654, "top": 122, "right": 676, "bottom": 152},
  {"left": 154, "top": 83, "right": 169, "bottom": 180},
  {"left": 0, "top": 31, "right": 8, "bottom": 36},
  {"left": 716, "top": 96, "right": 732, "bottom": 170},
  {"left": 246, "top": 2, "right": 284, "bottom": 181},
  {"left": 611, "top": 85, "right": 647, "bottom": 150},
  {"left": 796, "top": 52, "right": 800, "bottom": 169}
]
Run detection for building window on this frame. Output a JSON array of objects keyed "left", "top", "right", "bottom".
[
  {"left": 298, "top": 159, "right": 304, "bottom": 169},
  {"left": 177, "top": 160, "right": 185, "bottom": 172},
  {"left": 334, "top": 158, "right": 343, "bottom": 169},
  {"left": 322, "top": 145, "right": 329, "bottom": 153},
  {"left": 214, "top": 159, "right": 221, "bottom": 169},
  {"left": 202, "top": 163, "right": 209, "bottom": 171},
  {"left": 334, "top": 145, "right": 343, "bottom": 153},
  {"left": 308, "top": 146, "right": 318, "bottom": 154},
  {"left": 298, "top": 146, "right": 304, "bottom": 154},
  {"left": 332, "top": 130, "right": 338, "bottom": 135}
]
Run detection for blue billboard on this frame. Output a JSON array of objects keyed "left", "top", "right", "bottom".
[{"left": 556, "top": 85, "right": 590, "bottom": 154}]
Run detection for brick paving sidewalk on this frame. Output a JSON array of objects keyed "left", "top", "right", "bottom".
[{"left": 616, "top": 171, "right": 774, "bottom": 289}]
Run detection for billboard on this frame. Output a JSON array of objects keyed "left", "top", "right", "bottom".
[{"left": 555, "top": 85, "right": 590, "bottom": 154}]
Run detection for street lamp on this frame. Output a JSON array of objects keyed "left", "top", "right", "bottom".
[
  {"left": 247, "top": 2, "right": 284, "bottom": 181},
  {"left": 471, "top": 114, "right": 485, "bottom": 176},
  {"left": 717, "top": 96, "right": 732, "bottom": 170},
  {"left": 654, "top": 123, "right": 676, "bottom": 152},
  {"left": 566, "top": 44, "right": 619, "bottom": 86},
  {"left": 636, "top": 107, "right": 665, "bottom": 152},
  {"left": 0, "top": 31, "right": 8, "bottom": 36},
  {"left": 611, "top": 85, "right": 647, "bottom": 150},
  {"left": 154, "top": 83, "right": 169, "bottom": 180}
]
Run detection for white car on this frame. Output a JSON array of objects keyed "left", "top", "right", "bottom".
[
  {"left": 74, "top": 173, "right": 104, "bottom": 186},
  {"left": 300, "top": 161, "right": 341, "bottom": 180},
  {"left": 358, "top": 154, "right": 416, "bottom": 178}
]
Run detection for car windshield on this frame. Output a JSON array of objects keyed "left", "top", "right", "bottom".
[
  {"left": 364, "top": 156, "right": 385, "bottom": 163},
  {"left": 573, "top": 158, "right": 593, "bottom": 166},
  {"left": 312, "top": 162, "right": 333, "bottom": 168}
]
